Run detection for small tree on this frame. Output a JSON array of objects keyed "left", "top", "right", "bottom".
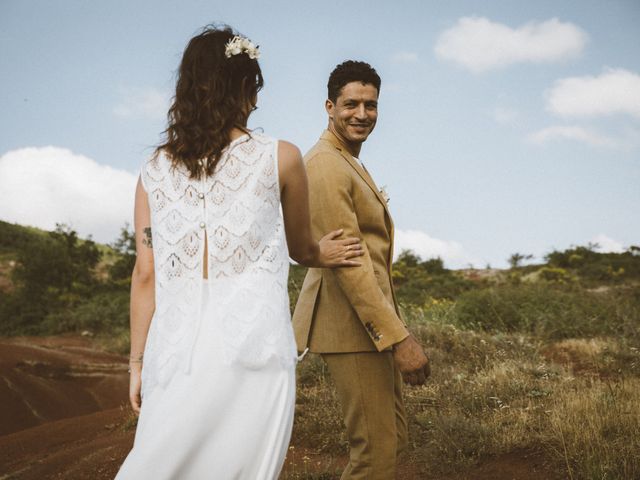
[
  {"left": 508, "top": 253, "right": 533, "bottom": 269},
  {"left": 109, "top": 224, "right": 137, "bottom": 282},
  {"left": 3, "top": 224, "right": 102, "bottom": 334}
]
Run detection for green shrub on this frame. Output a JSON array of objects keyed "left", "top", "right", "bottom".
[
  {"left": 452, "top": 284, "right": 640, "bottom": 340},
  {"left": 42, "top": 290, "right": 130, "bottom": 334},
  {"left": 108, "top": 225, "right": 136, "bottom": 283},
  {"left": 545, "top": 245, "right": 640, "bottom": 284},
  {"left": 393, "top": 251, "right": 479, "bottom": 304},
  {"left": 537, "top": 266, "right": 576, "bottom": 283}
]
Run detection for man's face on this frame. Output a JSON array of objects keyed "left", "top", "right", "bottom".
[{"left": 326, "top": 81, "right": 379, "bottom": 150}]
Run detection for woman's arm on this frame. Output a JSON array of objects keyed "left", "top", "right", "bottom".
[
  {"left": 128, "top": 176, "right": 155, "bottom": 414},
  {"left": 278, "top": 140, "right": 363, "bottom": 268}
]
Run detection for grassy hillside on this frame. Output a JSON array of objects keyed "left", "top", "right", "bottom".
[
  {"left": 292, "top": 249, "right": 640, "bottom": 479},
  {"left": 1, "top": 220, "right": 639, "bottom": 478},
  {"left": 0, "top": 221, "right": 132, "bottom": 345}
]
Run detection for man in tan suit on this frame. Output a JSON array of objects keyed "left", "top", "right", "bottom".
[{"left": 292, "top": 61, "right": 430, "bottom": 479}]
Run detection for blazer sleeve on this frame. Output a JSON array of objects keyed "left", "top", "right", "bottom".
[{"left": 306, "top": 152, "right": 409, "bottom": 351}]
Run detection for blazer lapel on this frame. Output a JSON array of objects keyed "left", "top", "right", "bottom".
[
  {"left": 318, "top": 130, "right": 397, "bottom": 302},
  {"left": 319, "top": 130, "right": 392, "bottom": 219}
]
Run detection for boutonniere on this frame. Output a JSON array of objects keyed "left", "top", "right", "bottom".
[{"left": 380, "top": 185, "right": 390, "bottom": 204}]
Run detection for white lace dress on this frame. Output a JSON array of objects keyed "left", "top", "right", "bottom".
[{"left": 115, "top": 133, "right": 298, "bottom": 480}]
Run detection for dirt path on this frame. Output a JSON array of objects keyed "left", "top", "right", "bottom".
[
  {"left": 0, "top": 335, "right": 564, "bottom": 479},
  {"left": 0, "top": 407, "right": 132, "bottom": 479},
  {"left": 0, "top": 335, "right": 129, "bottom": 436}
]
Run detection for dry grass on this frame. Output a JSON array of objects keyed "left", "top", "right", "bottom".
[
  {"left": 546, "top": 378, "right": 640, "bottom": 479},
  {"left": 291, "top": 314, "right": 640, "bottom": 479}
]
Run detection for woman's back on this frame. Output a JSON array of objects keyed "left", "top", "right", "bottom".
[
  {"left": 139, "top": 132, "right": 296, "bottom": 397},
  {"left": 142, "top": 132, "right": 287, "bottom": 283}
]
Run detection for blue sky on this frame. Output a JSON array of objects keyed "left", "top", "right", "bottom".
[{"left": 1, "top": 0, "right": 639, "bottom": 268}]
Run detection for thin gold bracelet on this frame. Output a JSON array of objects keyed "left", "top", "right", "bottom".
[
  {"left": 127, "top": 354, "right": 143, "bottom": 373},
  {"left": 127, "top": 362, "right": 143, "bottom": 373}
]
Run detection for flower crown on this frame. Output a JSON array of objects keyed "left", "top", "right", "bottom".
[{"left": 224, "top": 35, "right": 260, "bottom": 60}]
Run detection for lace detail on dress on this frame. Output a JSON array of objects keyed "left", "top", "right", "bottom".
[{"left": 140, "top": 134, "right": 297, "bottom": 398}]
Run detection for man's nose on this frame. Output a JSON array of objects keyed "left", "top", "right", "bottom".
[{"left": 354, "top": 104, "right": 367, "bottom": 119}]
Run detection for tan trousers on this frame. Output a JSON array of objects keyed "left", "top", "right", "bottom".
[{"left": 322, "top": 351, "right": 408, "bottom": 480}]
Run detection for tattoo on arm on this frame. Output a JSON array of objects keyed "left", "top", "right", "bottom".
[{"left": 142, "top": 227, "right": 153, "bottom": 248}]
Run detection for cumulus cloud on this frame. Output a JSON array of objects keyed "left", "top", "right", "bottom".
[
  {"left": 113, "top": 87, "right": 169, "bottom": 120},
  {"left": 394, "top": 229, "right": 479, "bottom": 269},
  {"left": 0, "top": 147, "right": 137, "bottom": 243},
  {"left": 435, "top": 17, "right": 587, "bottom": 73},
  {"left": 545, "top": 68, "right": 640, "bottom": 118},
  {"left": 392, "top": 51, "right": 419, "bottom": 63},
  {"left": 526, "top": 125, "right": 618, "bottom": 147},
  {"left": 590, "top": 234, "right": 625, "bottom": 253}
]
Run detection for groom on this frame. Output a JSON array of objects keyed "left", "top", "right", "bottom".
[{"left": 293, "top": 60, "right": 430, "bottom": 479}]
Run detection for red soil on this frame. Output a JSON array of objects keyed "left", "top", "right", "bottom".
[{"left": 0, "top": 334, "right": 129, "bottom": 436}]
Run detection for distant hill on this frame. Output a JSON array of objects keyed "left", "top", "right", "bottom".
[
  {"left": 1, "top": 219, "right": 638, "bottom": 339},
  {"left": 0, "top": 220, "right": 123, "bottom": 292},
  {"left": 0, "top": 220, "right": 48, "bottom": 259}
]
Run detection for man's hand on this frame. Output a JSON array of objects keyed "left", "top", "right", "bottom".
[{"left": 393, "top": 335, "right": 430, "bottom": 386}]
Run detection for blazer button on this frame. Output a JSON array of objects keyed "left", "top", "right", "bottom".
[
  {"left": 198, "top": 193, "right": 205, "bottom": 199},
  {"left": 199, "top": 222, "right": 206, "bottom": 229}
]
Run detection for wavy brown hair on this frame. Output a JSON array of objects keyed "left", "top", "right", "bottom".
[{"left": 156, "top": 25, "right": 264, "bottom": 179}]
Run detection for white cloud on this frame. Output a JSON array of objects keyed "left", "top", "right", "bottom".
[
  {"left": 394, "top": 229, "right": 479, "bottom": 269},
  {"left": 435, "top": 17, "right": 587, "bottom": 73},
  {"left": 545, "top": 68, "right": 640, "bottom": 118},
  {"left": 392, "top": 51, "right": 419, "bottom": 63},
  {"left": 113, "top": 87, "right": 169, "bottom": 120},
  {"left": 526, "top": 125, "right": 618, "bottom": 148},
  {"left": 590, "top": 234, "right": 625, "bottom": 253},
  {"left": 0, "top": 147, "right": 137, "bottom": 243}
]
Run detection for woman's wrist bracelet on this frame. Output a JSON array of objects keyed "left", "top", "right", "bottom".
[
  {"left": 128, "top": 354, "right": 144, "bottom": 372},
  {"left": 127, "top": 361, "right": 143, "bottom": 373}
]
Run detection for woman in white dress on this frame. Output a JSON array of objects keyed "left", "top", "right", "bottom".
[{"left": 115, "top": 25, "right": 363, "bottom": 480}]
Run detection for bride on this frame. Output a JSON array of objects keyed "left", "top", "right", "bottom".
[{"left": 115, "top": 24, "right": 362, "bottom": 479}]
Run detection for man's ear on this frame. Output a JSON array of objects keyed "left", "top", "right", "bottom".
[{"left": 325, "top": 99, "right": 334, "bottom": 119}]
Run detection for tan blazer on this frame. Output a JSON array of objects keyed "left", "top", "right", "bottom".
[{"left": 292, "top": 130, "right": 409, "bottom": 353}]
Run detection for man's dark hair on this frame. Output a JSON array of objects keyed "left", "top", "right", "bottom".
[{"left": 327, "top": 60, "right": 381, "bottom": 102}]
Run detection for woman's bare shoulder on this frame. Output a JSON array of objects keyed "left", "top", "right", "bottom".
[
  {"left": 277, "top": 140, "right": 302, "bottom": 161},
  {"left": 277, "top": 140, "right": 303, "bottom": 175}
]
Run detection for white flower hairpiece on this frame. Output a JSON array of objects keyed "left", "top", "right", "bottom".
[{"left": 224, "top": 35, "right": 260, "bottom": 59}]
